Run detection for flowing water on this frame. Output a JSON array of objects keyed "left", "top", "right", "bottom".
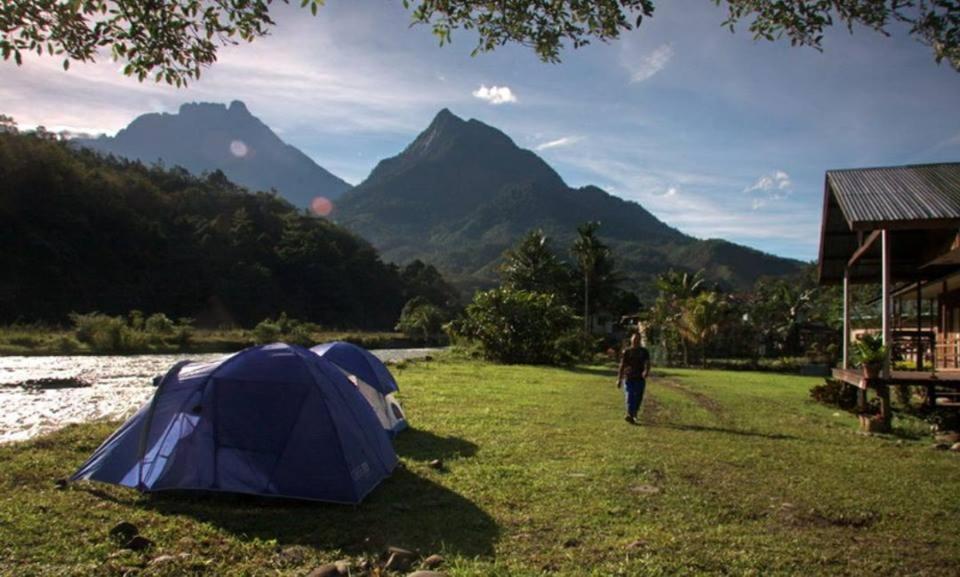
[{"left": 0, "top": 348, "right": 439, "bottom": 444}]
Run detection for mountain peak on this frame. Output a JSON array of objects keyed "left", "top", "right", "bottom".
[
  {"left": 77, "top": 100, "right": 350, "bottom": 208},
  {"left": 229, "top": 100, "right": 250, "bottom": 115}
]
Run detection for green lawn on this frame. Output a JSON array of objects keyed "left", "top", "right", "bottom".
[{"left": 1, "top": 359, "right": 958, "bottom": 576}]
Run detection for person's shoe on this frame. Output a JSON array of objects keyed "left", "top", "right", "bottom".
[{"left": 624, "top": 415, "right": 636, "bottom": 424}]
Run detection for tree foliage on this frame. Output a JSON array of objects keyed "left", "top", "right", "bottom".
[
  {"left": 2, "top": 1, "right": 956, "bottom": 86},
  {"left": 453, "top": 287, "right": 582, "bottom": 365},
  {"left": 500, "top": 229, "right": 572, "bottom": 296},
  {"left": 395, "top": 296, "right": 447, "bottom": 342},
  {"left": 0, "top": 127, "right": 445, "bottom": 329}
]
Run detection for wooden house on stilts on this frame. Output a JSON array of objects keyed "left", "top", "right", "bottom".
[{"left": 818, "top": 162, "right": 960, "bottom": 430}]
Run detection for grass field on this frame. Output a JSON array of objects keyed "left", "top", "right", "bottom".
[{"left": 1, "top": 359, "right": 958, "bottom": 576}]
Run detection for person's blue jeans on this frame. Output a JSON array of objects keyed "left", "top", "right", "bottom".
[{"left": 624, "top": 378, "right": 646, "bottom": 418}]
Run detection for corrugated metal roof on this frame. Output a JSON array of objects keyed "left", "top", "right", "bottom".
[{"left": 827, "top": 162, "right": 960, "bottom": 226}]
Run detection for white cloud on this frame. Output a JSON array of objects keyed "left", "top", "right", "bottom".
[
  {"left": 624, "top": 44, "right": 674, "bottom": 83},
  {"left": 535, "top": 136, "right": 581, "bottom": 151},
  {"left": 745, "top": 170, "right": 793, "bottom": 209},
  {"left": 472, "top": 84, "right": 517, "bottom": 105}
]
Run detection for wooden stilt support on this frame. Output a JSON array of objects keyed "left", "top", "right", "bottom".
[{"left": 880, "top": 230, "right": 892, "bottom": 431}]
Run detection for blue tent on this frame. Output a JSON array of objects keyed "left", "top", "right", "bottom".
[
  {"left": 71, "top": 343, "right": 397, "bottom": 504},
  {"left": 311, "top": 342, "right": 408, "bottom": 435}
]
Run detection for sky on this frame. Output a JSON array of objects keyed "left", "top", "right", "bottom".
[{"left": 2, "top": 0, "right": 959, "bottom": 262}]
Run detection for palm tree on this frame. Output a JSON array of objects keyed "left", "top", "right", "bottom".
[
  {"left": 653, "top": 269, "right": 707, "bottom": 364},
  {"left": 676, "top": 291, "right": 725, "bottom": 366},
  {"left": 571, "top": 222, "right": 609, "bottom": 334}
]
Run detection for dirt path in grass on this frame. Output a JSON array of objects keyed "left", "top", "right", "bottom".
[{"left": 655, "top": 377, "right": 725, "bottom": 418}]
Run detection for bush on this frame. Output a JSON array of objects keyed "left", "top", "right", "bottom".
[
  {"left": 252, "top": 319, "right": 283, "bottom": 344},
  {"left": 145, "top": 313, "right": 176, "bottom": 335},
  {"left": 54, "top": 335, "right": 81, "bottom": 353},
  {"left": 396, "top": 297, "right": 446, "bottom": 342},
  {"left": 252, "top": 313, "right": 318, "bottom": 346},
  {"left": 451, "top": 287, "right": 582, "bottom": 365},
  {"left": 69, "top": 312, "right": 129, "bottom": 352},
  {"left": 810, "top": 378, "right": 860, "bottom": 411}
]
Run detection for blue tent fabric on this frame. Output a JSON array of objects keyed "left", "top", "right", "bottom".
[
  {"left": 71, "top": 343, "right": 397, "bottom": 504},
  {"left": 310, "top": 341, "right": 399, "bottom": 395},
  {"left": 310, "top": 342, "right": 408, "bottom": 436}
]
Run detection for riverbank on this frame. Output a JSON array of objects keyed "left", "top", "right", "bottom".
[
  {"left": 2, "top": 363, "right": 958, "bottom": 575},
  {"left": 0, "top": 348, "right": 440, "bottom": 444},
  {"left": 0, "top": 326, "right": 427, "bottom": 356}
]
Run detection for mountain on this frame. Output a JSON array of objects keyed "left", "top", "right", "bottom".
[
  {"left": 76, "top": 101, "right": 350, "bottom": 209},
  {"left": 334, "top": 109, "right": 804, "bottom": 299}
]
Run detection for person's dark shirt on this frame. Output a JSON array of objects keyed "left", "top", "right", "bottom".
[{"left": 621, "top": 346, "right": 650, "bottom": 380}]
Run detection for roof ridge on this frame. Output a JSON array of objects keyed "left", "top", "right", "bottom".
[{"left": 826, "top": 161, "right": 960, "bottom": 174}]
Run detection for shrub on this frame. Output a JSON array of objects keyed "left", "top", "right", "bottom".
[
  {"left": 810, "top": 378, "right": 860, "bottom": 411},
  {"left": 252, "top": 319, "right": 283, "bottom": 344},
  {"left": 251, "top": 314, "right": 317, "bottom": 346},
  {"left": 452, "top": 287, "right": 582, "bottom": 365},
  {"left": 54, "top": 335, "right": 81, "bottom": 353},
  {"left": 396, "top": 297, "right": 447, "bottom": 342},
  {"left": 69, "top": 312, "right": 129, "bottom": 352},
  {"left": 144, "top": 313, "right": 176, "bottom": 335},
  {"left": 174, "top": 318, "right": 194, "bottom": 348}
]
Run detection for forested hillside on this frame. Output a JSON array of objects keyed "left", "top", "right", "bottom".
[{"left": 0, "top": 131, "right": 444, "bottom": 328}]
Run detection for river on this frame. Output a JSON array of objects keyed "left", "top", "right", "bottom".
[{"left": 0, "top": 348, "right": 439, "bottom": 444}]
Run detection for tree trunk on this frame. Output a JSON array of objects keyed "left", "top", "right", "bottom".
[{"left": 583, "top": 273, "right": 590, "bottom": 335}]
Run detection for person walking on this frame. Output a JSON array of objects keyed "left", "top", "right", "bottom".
[{"left": 617, "top": 332, "right": 650, "bottom": 424}]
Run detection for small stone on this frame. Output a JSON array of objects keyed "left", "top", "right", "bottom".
[
  {"left": 149, "top": 554, "right": 188, "bottom": 566},
  {"left": 421, "top": 554, "right": 445, "bottom": 569},
  {"left": 951, "top": 442, "right": 960, "bottom": 452},
  {"left": 408, "top": 572, "right": 446, "bottom": 577},
  {"left": 629, "top": 484, "right": 660, "bottom": 495},
  {"left": 123, "top": 535, "right": 154, "bottom": 551},
  {"left": 306, "top": 564, "right": 341, "bottom": 577},
  {"left": 334, "top": 559, "right": 350, "bottom": 574},
  {"left": 562, "top": 538, "right": 581, "bottom": 548},
  {"left": 109, "top": 522, "right": 139, "bottom": 542},
  {"left": 428, "top": 459, "right": 444, "bottom": 470}
]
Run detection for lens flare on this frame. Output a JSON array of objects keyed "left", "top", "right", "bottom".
[
  {"left": 229, "top": 140, "right": 248, "bottom": 158},
  {"left": 311, "top": 196, "right": 334, "bottom": 216}
]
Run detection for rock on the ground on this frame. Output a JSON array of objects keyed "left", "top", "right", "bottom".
[
  {"left": 429, "top": 459, "right": 444, "bottom": 470},
  {"left": 563, "top": 538, "right": 581, "bottom": 548},
  {"left": 306, "top": 563, "right": 344, "bottom": 577},
  {"left": 123, "top": 535, "right": 154, "bottom": 551},
  {"left": 422, "top": 554, "right": 445, "bottom": 569},
  {"left": 149, "top": 553, "right": 189, "bottom": 566},
  {"left": 951, "top": 442, "right": 960, "bottom": 452},
  {"left": 109, "top": 522, "right": 139, "bottom": 542}
]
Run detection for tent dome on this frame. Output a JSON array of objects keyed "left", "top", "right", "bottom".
[
  {"left": 71, "top": 343, "right": 397, "bottom": 503},
  {"left": 311, "top": 342, "right": 407, "bottom": 435}
]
